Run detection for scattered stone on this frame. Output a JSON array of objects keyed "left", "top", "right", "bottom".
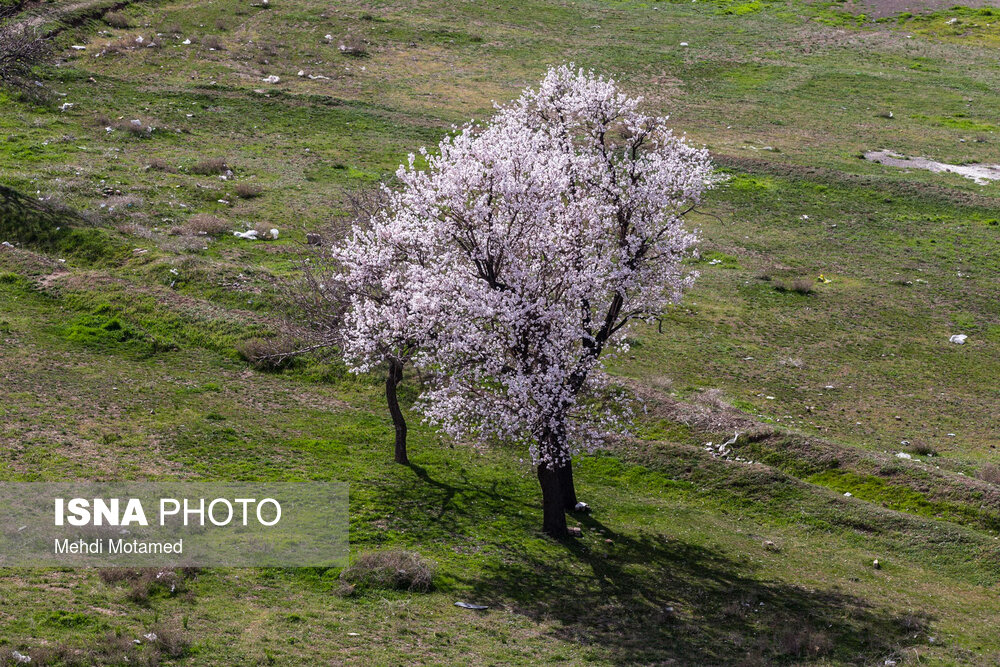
[
  {"left": 844, "top": 492, "right": 852, "bottom": 497},
  {"left": 262, "top": 75, "right": 280, "bottom": 84},
  {"left": 71, "top": 45, "right": 86, "bottom": 50},
  {"left": 762, "top": 540, "right": 779, "bottom": 551},
  {"left": 567, "top": 526, "right": 583, "bottom": 537},
  {"left": 454, "top": 601, "right": 488, "bottom": 610},
  {"left": 949, "top": 334, "right": 967, "bottom": 344},
  {"left": 896, "top": 452, "right": 912, "bottom": 460},
  {"left": 573, "top": 501, "right": 590, "bottom": 513},
  {"left": 143, "top": 632, "right": 157, "bottom": 641},
  {"left": 873, "top": 558, "right": 880, "bottom": 569},
  {"left": 11, "top": 651, "right": 30, "bottom": 664}
]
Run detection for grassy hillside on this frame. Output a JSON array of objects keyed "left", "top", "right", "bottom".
[{"left": 1, "top": 0, "right": 999, "bottom": 664}]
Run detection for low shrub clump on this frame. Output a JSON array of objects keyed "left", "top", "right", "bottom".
[
  {"left": 237, "top": 335, "right": 300, "bottom": 371},
  {"left": 775, "top": 278, "right": 815, "bottom": 295},
  {"left": 173, "top": 213, "right": 230, "bottom": 236},
  {"left": 234, "top": 182, "right": 264, "bottom": 199},
  {"left": 340, "top": 550, "right": 435, "bottom": 592},
  {"left": 190, "top": 157, "right": 229, "bottom": 175},
  {"left": 103, "top": 11, "right": 132, "bottom": 29},
  {"left": 146, "top": 158, "right": 176, "bottom": 173}
]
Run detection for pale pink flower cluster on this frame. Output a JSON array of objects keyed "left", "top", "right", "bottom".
[{"left": 334, "top": 65, "right": 711, "bottom": 467}]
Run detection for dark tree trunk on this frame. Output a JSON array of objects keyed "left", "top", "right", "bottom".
[
  {"left": 537, "top": 463, "right": 568, "bottom": 538},
  {"left": 557, "top": 460, "right": 578, "bottom": 510},
  {"left": 385, "top": 358, "right": 408, "bottom": 465}
]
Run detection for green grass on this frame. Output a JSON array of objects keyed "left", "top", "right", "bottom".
[{"left": 1, "top": 0, "right": 999, "bottom": 663}]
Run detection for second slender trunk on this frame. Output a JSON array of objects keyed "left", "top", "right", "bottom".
[{"left": 385, "top": 358, "right": 408, "bottom": 464}]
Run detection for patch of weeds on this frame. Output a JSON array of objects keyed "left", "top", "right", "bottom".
[
  {"left": 774, "top": 278, "right": 815, "bottom": 295},
  {"left": 55, "top": 228, "right": 130, "bottom": 267},
  {"left": 190, "top": 157, "right": 229, "bottom": 175},
  {"left": 237, "top": 336, "right": 301, "bottom": 371},
  {"left": 978, "top": 464, "right": 1000, "bottom": 485},
  {"left": 103, "top": 11, "right": 132, "bottom": 29},
  {"left": 234, "top": 182, "right": 264, "bottom": 199},
  {"left": 60, "top": 312, "right": 178, "bottom": 358},
  {"left": 807, "top": 470, "right": 1000, "bottom": 532},
  {"left": 98, "top": 567, "right": 198, "bottom": 606},
  {"left": 340, "top": 550, "right": 435, "bottom": 592}
]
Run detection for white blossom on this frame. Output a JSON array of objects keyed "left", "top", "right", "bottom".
[{"left": 335, "top": 65, "right": 711, "bottom": 470}]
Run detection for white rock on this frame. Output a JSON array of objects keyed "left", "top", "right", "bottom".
[
  {"left": 182, "top": 39, "right": 191, "bottom": 45},
  {"left": 71, "top": 45, "right": 87, "bottom": 50},
  {"left": 269, "top": 228, "right": 279, "bottom": 239},
  {"left": 325, "top": 34, "right": 333, "bottom": 41},
  {"left": 234, "top": 230, "right": 258, "bottom": 240},
  {"left": 262, "top": 75, "right": 280, "bottom": 84},
  {"left": 143, "top": 632, "right": 158, "bottom": 641},
  {"left": 949, "top": 334, "right": 967, "bottom": 344},
  {"left": 59, "top": 103, "right": 74, "bottom": 111},
  {"left": 844, "top": 492, "right": 852, "bottom": 497},
  {"left": 680, "top": 42, "right": 689, "bottom": 46},
  {"left": 574, "top": 501, "right": 590, "bottom": 512},
  {"left": 11, "top": 651, "right": 30, "bottom": 664},
  {"left": 135, "top": 36, "right": 144, "bottom": 44},
  {"left": 297, "top": 70, "right": 305, "bottom": 76},
  {"left": 896, "top": 452, "right": 912, "bottom": 460}
]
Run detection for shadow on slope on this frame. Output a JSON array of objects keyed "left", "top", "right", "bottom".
[{"left": 466, "top": 518, "right": 927, "bottom": 666}]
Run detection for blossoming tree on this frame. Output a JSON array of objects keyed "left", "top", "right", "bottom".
[{"left": 338, "top": 65, "right": 711, "bottom": 536}]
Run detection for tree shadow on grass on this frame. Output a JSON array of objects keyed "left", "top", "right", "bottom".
[
  {"left": 365, "top": 459, "right": 929, "bottom": 665},
  {"left": 458, "top": 516, "right": 929, "bottom": 666},
  {"left": 0, "top": 184, "right": 80, "bottom": 247}
]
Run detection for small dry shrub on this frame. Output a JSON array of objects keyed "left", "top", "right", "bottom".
[
  {"left": 161, "top": 236, "right": 210, "bottom": 253},
  {"left": 252, "top": 221, "right": 277, "bottom": 240},
  {"left": 235, "top": 182, "right": 263, "bottom": 199},
  {"left": 190, "top": 157, "right": 228, "bottom": 175},
  {"left": 181, "top": 213, "right": 229, "bottom": 236},
  {"left": 775, "top": 278, "right": 814, "bottom": 295},
  {"left": 116, "top": 222, "right": 156, "bottom": 239},
  {"left": 340, "top": 550, "right": 434, "bottom": 592},
  {"left": 98, "top": 115, "right": 155, "bottom": 137},
  {"left": 237, "top": 336, "right": 299, "bottom": 371},
  {"left": 146, "top": 158, "right": 175, "bottom": 173},
  {"left": 908, "top": 441, "right": 936, "bottom": 457},
  {"left": 773, "top": 626, "right": 832, "bottom": 658},
  {"left": 102, "top": 34, "right": 161, "bottom": 55},
  {"left": 337, "top": 35, "right": 368, "bottom": 56},
  {"left": 98, "top": 567, "right": 197, "bottom": 606},
  {"left": 978, "top": 463, "right": 1000, "bottom": 485},
  {"left": 104, "top": 11, "right": 132, "bottom": 29},
  {"left": 202, "top": 35, "right": 224, "bottom": 50},
  {"left": 149, "top": 623, "right": 189, "bottom": 659}
]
